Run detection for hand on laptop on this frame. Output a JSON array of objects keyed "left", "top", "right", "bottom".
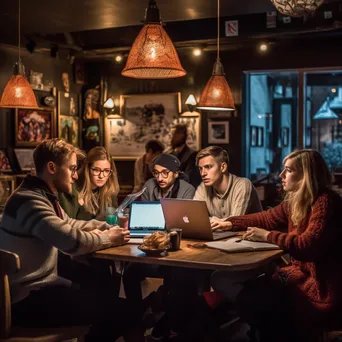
[
  {"left": 210, "top": 217, "right": 232, "bottom": 231},
  {"left": 107, "top": 226, "right": 130, "bottom": 246}
]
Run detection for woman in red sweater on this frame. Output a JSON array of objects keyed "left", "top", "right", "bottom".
[{"left": 221, "top": 149, "right": 342, "bottom": 341}]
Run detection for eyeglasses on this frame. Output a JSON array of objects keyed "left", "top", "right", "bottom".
[
  {"left": 69, "top": 165, "right": 78, "bottom": 176},
  {"left": 90, "top": 167, "right": 113, "bottom": 177},
  {"left": 152, "top": 170, "right": 171, "bottom": 178}
]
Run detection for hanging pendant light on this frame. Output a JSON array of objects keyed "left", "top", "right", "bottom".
[
  {"left": 270, "top": 0, "right": 324, "bottom": 17},
  {"left": 121, "top": 0, "right": 186, "bottom": 79},
  {"left": 0, "top": 0, "right": 38, "bottom": 108},
  {"left": 313, "top": 97, "right": 338, "bottom": 120},
  {"left": 197, "top": 0, "right": 235, "bottom": 111}
]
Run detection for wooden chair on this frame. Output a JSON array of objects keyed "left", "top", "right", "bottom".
[{"left": 0, "top": 249, "right": 89, "bottom": 342}]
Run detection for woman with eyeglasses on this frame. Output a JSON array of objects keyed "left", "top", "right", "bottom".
[
  {"left": 58, "top": 146, "right": 121, "bottom": 294},
  {"left": 59, "top": 146, "right": 120, "bottom": 220},
  {"left": 140, "top": 153, "right": 195, "bottom": 201}
]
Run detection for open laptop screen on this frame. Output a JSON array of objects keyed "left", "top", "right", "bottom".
[{"left": 129, "top": 202, "right": 165, "bottom": 232}]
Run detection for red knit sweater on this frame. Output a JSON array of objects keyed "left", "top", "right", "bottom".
[{"left": 229, "top": 190, "right": 342, "bottom": 326}]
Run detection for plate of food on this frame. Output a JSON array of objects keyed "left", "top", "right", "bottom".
[{"left": 138, "top": 231, "right": 170, "bottom": 257}]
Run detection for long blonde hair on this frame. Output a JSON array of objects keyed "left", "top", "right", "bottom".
[
  {"left": 78, "top": 147, "right": 120, "bottom": 216},
  {"left": 284, "top": 149, "right": 331, "bottom": 226}
]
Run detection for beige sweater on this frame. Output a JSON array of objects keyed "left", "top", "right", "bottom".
[{"left": 194, "top": 173, "right": 262, "bottom": 220}]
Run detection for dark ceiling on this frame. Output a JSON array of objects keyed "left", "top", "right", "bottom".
[
  {"left": 1, "top": 0, "right": 341, "bottom": 61},
  {"left": 0, "top": 0, "right": 274, "bottom": 36}
]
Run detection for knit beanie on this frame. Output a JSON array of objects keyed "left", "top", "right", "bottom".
[{"left": 153, "top": 153, "right": 181, "bottom": 172}]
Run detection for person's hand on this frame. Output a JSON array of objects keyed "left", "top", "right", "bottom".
[
  {"left": 210, "top": 218, "right": 232, "bottom": 231},
  {"left": 242, "top": 227, "right": 270, "bottom": 242},
  {"left": 107, "top": 226, "right": 130, "bottom": 246}
]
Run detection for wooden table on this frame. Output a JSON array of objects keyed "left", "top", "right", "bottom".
[{"left": 94, "top": 239, "right": 283, "bottom": 271}]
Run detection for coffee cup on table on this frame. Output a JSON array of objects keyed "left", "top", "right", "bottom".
[{"left": 169, "top": 228, "right": 182, "bottom": 251}]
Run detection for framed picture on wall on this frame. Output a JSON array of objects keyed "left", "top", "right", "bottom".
[
  {"left": 13, "top": 149, "right": 35, "bottom": 172},
  {"left": 58, "top": 115, "right": 80, "bottom": 147},
  {"left": 208, "top": 121, "right": 229, "bottom": 144},
  {"left": 105, "top": 92, "right": 182, "bottom": 159},
  {"left": 0, "top": 149, "right": 12, "bottom": 173},
  {"left": 15, "top": 108, "right": 54, "bottom": 147},
  {"left": 58, "top": 91, "right": 78, "bottom": 116},
  {"left": 0, "top": 176, "right": 15, "bottom": 206}
]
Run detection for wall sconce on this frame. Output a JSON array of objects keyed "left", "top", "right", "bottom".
[
  {"left": 104, "top": 97, "right": 121, "bottom": 118},
  {"left": 185, "top": 94, "right": 197, "bottom": 112}
]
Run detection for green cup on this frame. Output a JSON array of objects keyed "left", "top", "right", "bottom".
[{"left": 106, "top": 214, "right": 118, "bottom": 225}]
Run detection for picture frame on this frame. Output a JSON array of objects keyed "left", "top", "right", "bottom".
[
  {"left": 74, "top": 62, "right": 85, "bottom": 85},
  {"left": 13, "top": 149, "right": 35, "bottom": 172},
  {"left": 282, "top": 127, "right": 290, "bottom": 147},
  {"left": 15, "top": 108, "right": 54, "bottom": 147},
  {"left": 208, "top": 121, "right": 229, "bottom": 144},
  {"left": 58, "top": 115, "right": 80, "bottom": 147},
  {"left": 257, "top": 127, "right": 264, "bottom": 147},
  {"left": 105, "top": 92, "right": 182, "bottom": 160},
  {"left": 58, "top": 91, "right": 78, "bottom": 116},
  {"left": 0, "top": 175, "right": 15, "bottom": 206},
  {"left": 0, "top": 149, "right": 12, "bottom": 173}
]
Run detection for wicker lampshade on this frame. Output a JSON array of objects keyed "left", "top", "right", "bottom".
[
  {"left": 0, "top": 0, "right": 38, "bottom": 108},
  {"left": 270, "top": 0, "right": 324, "bottom": 17},
  {"left": 121, "top": 0, "right": 186, "bottom": 79},
  {"left": 0, "top": 61, "right": 38, "bottom": 108},
  {"left": 197, "top": 60, "right": 235, "bottom": 111}
]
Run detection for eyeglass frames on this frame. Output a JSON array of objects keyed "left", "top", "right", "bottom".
[
  {"left": 152, "top": 169, "right": 171, "bottom": 178},
  {"left": 90, "top": 167, "right": 113, "bottom": 177}
]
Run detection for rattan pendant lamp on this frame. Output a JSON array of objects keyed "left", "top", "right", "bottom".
[
  {"left": 0, "top": 0, "right": 38, "bottom": 108},
  {"left": 121, "top": 0, "right": 186, "bottom": 79},
  {"left": 270, "top": 0, "right": 324, "bottom": 17},
  {"left": 197, "top": 0, "right": 235, "bottom": 111}
]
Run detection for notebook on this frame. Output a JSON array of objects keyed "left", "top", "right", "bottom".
[
  {"left": 160, "top": 198, "right": 237, "bottom": 241},
  {"left": 206, "top": 237, "right": 280, "bottom": 253},
  {"left": 128, "top": 201, "right": 166, "bottom": 238}
]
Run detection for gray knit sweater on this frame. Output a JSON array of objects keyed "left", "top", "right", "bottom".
[{"left": 0, "top": 175, "right": 113, "bottom": 303}]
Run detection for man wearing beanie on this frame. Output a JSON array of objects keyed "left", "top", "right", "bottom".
[{"left": 141, "top": 153, "right": 195, "bottom": 201}]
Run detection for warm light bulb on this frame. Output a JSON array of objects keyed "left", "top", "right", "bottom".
[
  {"left": 115, "top": 55, "right": 123, "bottom": 63},
  {"left": 150, "top": 47, "right": 156, "bottom": 60},
  {"left": 332, "top": 88, "right": 337, "bottom": 93},
  {"left": 193, "top": 48, "right": 202, "bottom": 57},
  {"left": 259, "top": 43, "right": 268, "bottom": 52},
  {"left": 15, "top": 87, "right": 23, "bottom": 98},
  {"left": 213, "top": 89, "right": 221, "bottom": 97}
]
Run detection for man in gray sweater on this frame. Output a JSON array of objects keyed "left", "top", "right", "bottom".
[
  {"left": 195, "top": 146, "right": 262, "bottom": 230},
  {"left": 0, "top": 139, "right": 143, "bottom": 342}
]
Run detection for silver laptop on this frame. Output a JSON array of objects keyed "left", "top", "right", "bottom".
[
  {"left": 160, "top": 198, "right": 237, "bottom": 241},
  {"left": 128, "top": 201, "right": 166, "bottom": 238}
]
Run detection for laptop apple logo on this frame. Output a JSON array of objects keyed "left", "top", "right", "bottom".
[{"left": 183, "top": 215, "right": 189, "bottom": 223}]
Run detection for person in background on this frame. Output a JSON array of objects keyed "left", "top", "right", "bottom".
[
  {"left": 195, "top": 146, "right": 262, "bottom": 230},
  {"left": 59, "top": 146, "right": 120, "bottom": 221},
  {"left": 58, "top": 146, "right": 121, "bottom": 292},
  {"left": 213, "top": 149, "right": 342, "bottom": 342},
  {"left": 141, "top": 153, "right": 195, "bottom": 201},
  {"left": 167, "top": 124, "right": 201, "bottom": 188},
  {"left": 0, "top": 139, "right": 144, "bottom": 342},
  {"left": 133, "top": 139, "right": 164, "bottom": 193}
]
